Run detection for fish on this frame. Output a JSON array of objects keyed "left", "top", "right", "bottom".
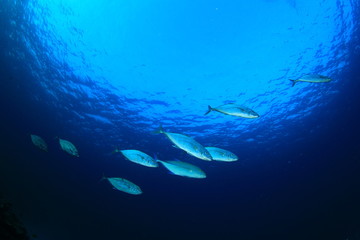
[
  {"left": 205, "top": 147, "right": 238, "bottom": 162},
  {"left": 204, "top": 103, "right": 259, "bottom": 119},
  {"left": 58, "top": 138, "right": 79, "bottom": 157},
  {"left": 102, "top": 176, "right": 142, "bottom": 195},
  {"left": 154, "top": 125, "right": 212, "bottom": 161},
  {"left": 157, "top": 159, "right": 206, "bottom": 179},
  {"left": 289, "top": 74, "right": 331, "bottom": 87},
  {"left": 115, "top": 149, "right": 158, "bottom": 167},
  {"left": 30, "top": 134, "right": 48, "bottom": 152}
]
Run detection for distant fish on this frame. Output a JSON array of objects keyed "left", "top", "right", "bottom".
[
  {"left": 102, "top": 176, "right": 142, "bottom": 195},
  {"left": 58, "top": 138, "right": 79, "bottom": 157},
  {"left": 205, "top": 147, "right": 238, "bottom": 162},
  {"left": 115, "top": 149, "right": 158, "bottom": 167},
  {"left": 204, "top": 103, "right": 259, "bottom": 119},
  {"left": 289, "top": 74, "right": 331, "bottom": 87},
  {"left": 30, "top": 134, "right": 48, "bottom": 152},
  {"left": 157, "top": 159, "right": 206, "bottom": 179},
  {"left": 154, "top": 125, "right": 212, "bottom": 161}
]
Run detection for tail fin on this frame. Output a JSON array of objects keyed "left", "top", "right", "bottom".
[
  {"left": 204, "top": 105, "right": 213, "bottom": 115},
  {"left": 289, "top": 79, "right": 297, "bottom": 87},
  {"left": 153, "top": 124, "right": 165, "bottom": 134},
  {"left": 154, "top": 154, "right": 167, "bottom": 165},
  {"left": 98, "top": 173, "right": 107, "bottom": 184},
  {"left": 112, "top": 147, "right": 121, "bottom": 154}
]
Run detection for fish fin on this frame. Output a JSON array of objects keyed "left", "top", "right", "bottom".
[
  {"left": 98, "top": 173, "right": 107, "bottom": 184},
  {"left": 112, "top": 147, "right": 121, "bottom": 154},
  {"left": 172, "top": 145, "right": 181, "bottom": 149},
  {"left": 154, "top": 154, "right": 167, "bottom": 164},
  {"left": 152, "top": 124, "right": 165, "bottom": 134},
  {"left": 157, "top": 160, "right": 165, "bottom": 164},
  {"left": 289, "top": 79, "right": 297, "bottom": 87},
  {"left": 153, "top": 153, "right": 160, "bottom": 162},
  {"left": 204, "top": 105, "right": 213, "bottom": 115}
]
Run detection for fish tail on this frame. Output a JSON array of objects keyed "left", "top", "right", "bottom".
[
  {"left": 289, "top": 79, "right": 297, "bottom": 87},
  {"left": 153, "top": 154, "right": 166, "bottom": 164},
  {"left": 204, "top": 105, "right": 213, "bottom": 115},
  {"left": 153, "top": 124, "right": 165, "bottom": 134},
  {"left": 153, "top": 154, "right": 163, "bottom": 164},
  {"left": 112, "top": 147, "right": 121, "bottom": 154},
  {"left": 98, "top": 173, "right": 107, "bottom": 184}
]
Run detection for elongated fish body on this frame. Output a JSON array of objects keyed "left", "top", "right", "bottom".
[
  {"left": 158, "top": 160, "right": 206, "bottom": 179},
  {"left": 289, "top": 74, "right": 331, "bottom": 87},
  {"left": 105, "top": 177, "right": 142, "bottom": 195},
  {"left": 119, "top": 149, "right": 158, "bottom": 167},
  {"left": 31, "top": 134, "right": 48, "bottom": 152},
  {"left": 205, "top": 147, "right": 238, "bottom": 162},
  {"left": 155, "top": 127, "right": 212, "bottom": 161},
  {"left": 167, "top": 133, "right": 213, "bottom": 161},
  {"left": 205, "top": 104, "right": 259, "bottom": 119},
  {"left": 59, "top": 138, "right": 79, "bottom": 157}
]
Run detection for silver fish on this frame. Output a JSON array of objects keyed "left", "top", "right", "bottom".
[
  {"left": 155, "top": 126, "right": 212, "bottom": 161},
  {"left": 30, "top": 134, "right": 48, "bottom": 152},
  {"left": 103, "top": 176, "right": 142, "bottom": 195},
  {"left": 116, "top": 149, "right": 158, "bottom": 167},
  {"left": 59, "top": 138, "right": 79, "bottom": 157},
  {"left": 204, "top": 103, "right": 259, "bottom": 119},
  {"left": 205, "top": 147, "right": 238, "bottom": 162},
  {"left": 289, "top": 74, "right": 331, "bottom": 87},
  {"left": 157, "top": 159, "right": 206, "bottom": 179}
]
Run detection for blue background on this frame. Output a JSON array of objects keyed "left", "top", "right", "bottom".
[{"left": 0, "top": 0, "right": 360, "bottom": 239}]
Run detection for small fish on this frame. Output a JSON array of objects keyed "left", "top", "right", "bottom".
[
  {"left": 157, "top": 159, "right": 206, "bottom": 179},
  {"left": 115, "top": 149, "right": 158, "bottom": 167},
  {"left": 58, "top": 138, "right": 79, "bottom": 157},
  {"left": 289, "top": 74, "right": 331, "bottom": 87},
  {"left": 154, "top": 125, "right": 212, "bottom": 161},
  {"left": 204, "top": 104, "right": 259, "bottom": 119},
  {"left": 205, "top": 147, "right": 238, "bottom": 162},
  {"left": 102, "top": 176, "right": 142, "bottom": 195},
  {"left": 30, "top": 134, "right": 48, "bottom": 152}
]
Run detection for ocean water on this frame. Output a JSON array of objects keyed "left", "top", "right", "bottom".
[{"left": 0, "top": 0, "right": 360, "bottom": 239}]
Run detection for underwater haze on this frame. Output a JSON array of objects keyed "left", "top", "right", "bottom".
[{"left": 0, "top": 0, "right": 360, "bottom": 239}]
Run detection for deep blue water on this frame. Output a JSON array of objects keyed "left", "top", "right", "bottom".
[{"left": 0, "top": 0, "right": 360, "bottom": 239}]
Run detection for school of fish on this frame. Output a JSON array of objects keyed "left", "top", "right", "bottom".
[{"left": 29, "top": 73, "right": 331, "bottom": 195}]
